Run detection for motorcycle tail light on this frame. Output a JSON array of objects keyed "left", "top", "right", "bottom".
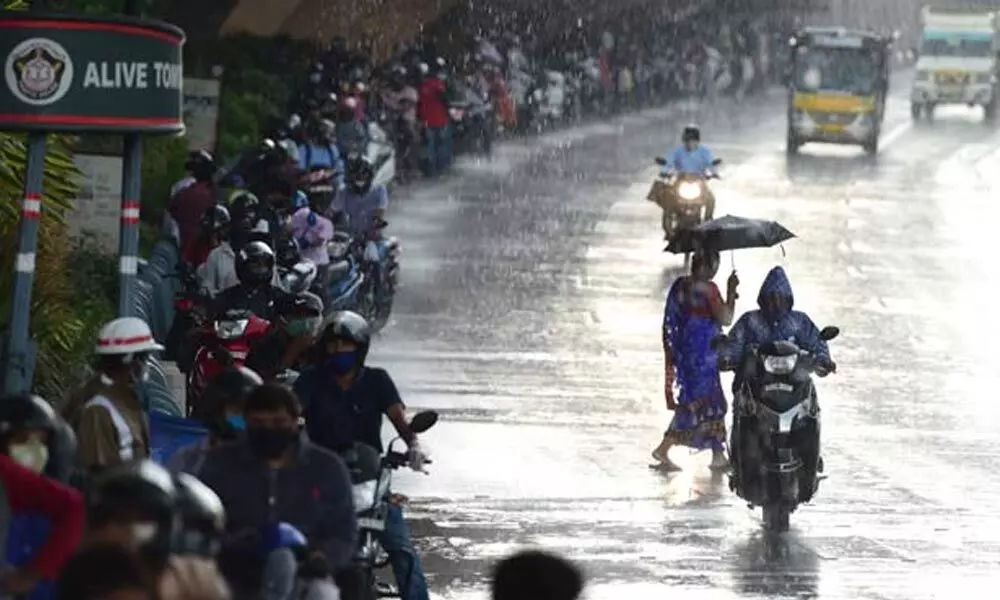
[{"left": 175, "top": 298, "right": 194, "bottom": 311}]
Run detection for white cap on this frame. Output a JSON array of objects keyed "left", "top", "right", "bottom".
[{"left": 94, "top": 317, "right": 164, "bottom": 356}]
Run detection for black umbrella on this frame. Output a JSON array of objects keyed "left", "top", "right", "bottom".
[{"left": 664, "top": 215, "right": 796, "bottom": 254}]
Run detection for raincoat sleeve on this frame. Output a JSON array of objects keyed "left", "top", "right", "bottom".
[
  {"left": 720, "top": 312, "right": 753, "bottom": 366},
  {"left": 793, "top": 313, "right": 830, "bottom": 361},
  {"left": 0, "top": 455, "right": 85, "bottom": 580},
  {"left": 76, "top": 404, "right": 126, "bottom": 470}
]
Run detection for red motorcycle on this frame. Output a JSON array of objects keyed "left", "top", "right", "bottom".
[{"left": 186, "top": 308, "right": 271, "bottom": 416}]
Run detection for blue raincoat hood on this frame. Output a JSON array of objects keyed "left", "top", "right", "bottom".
[{"left": 756, "top": 266, "right": 794, "bottom": 311}]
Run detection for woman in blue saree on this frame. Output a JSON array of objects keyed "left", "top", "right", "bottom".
[{"left": 652, "top": 251, "right": 738, "bottom": 471}]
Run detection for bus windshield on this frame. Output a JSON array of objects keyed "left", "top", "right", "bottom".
[
  {"left": 794, "top": 47, "right": 878, "bottom": 95},
  {"left": 920, "top": 37, "right": 992, "bottom": 58}
]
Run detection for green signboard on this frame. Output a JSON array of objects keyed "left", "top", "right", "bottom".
[{"left": 0, "top": 12, "right": 185, "bottom": 134}]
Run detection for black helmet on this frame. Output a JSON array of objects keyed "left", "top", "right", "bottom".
[
  {"left": 0, "top": 393, "right": 58, "bottom": 437},
  {"left": 682, "top": 124, "right": 700, "bottom": 143},
  {"left": 200, "top": 204, "right": 231, "bottom": 235},
  {"left": 185, "top": 149, "right": 216, "bottom": 180},
  {"left": 172, "top": 472, "right": 226, "bottom": 557},
  {"left": 87, "top": 460, "right": 177, "bottom": 568},
  {"left": 319, "top": 311, "right": 372, "bottom": 363},
  {"left": 197, "top": 365, "right": 262, "bottom": 429},
  {"left": 235, "top": 240, "right": 275, "bottom": 287},
  {"left": 274, "top": 235, "right": 301, "bottom": 269},
  {"left": 346, "top": 154, "right": 374, "bottom": 195},
  {"left": 230, "top": 191, "right": 262, "bottom": 227}
]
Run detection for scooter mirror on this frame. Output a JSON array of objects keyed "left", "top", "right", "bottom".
[
  {"left": 654, "top": 157, "right": 667, "bottom": 166},
  {"left": 409, "top": 411, "right": 439, "bottom": 434},
  {"left": 711, "top": 158, "right": 722, "bottom": 166},
  {"left": 819, "top": 326, "right": 840, "bottom": 341}
]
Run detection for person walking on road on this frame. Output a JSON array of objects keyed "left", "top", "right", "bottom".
[{"left": 651, "top": 251, "right": 738, "bottom": 471}]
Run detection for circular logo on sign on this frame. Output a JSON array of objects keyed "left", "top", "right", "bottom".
[{"left": 5, "top": 37, "right": 74, "bottom": 106}]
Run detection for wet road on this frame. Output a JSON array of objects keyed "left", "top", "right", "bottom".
[{"left": 370, "top": 79, "right": 1000, "bottom": 599}]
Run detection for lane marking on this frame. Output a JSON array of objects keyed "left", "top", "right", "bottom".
[{"left": 879, "top": 120, "right": 912, "bottom": 149}]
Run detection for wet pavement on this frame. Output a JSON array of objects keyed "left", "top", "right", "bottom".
[{"left": 369, "top": 78, "right": 1000, "bottom": 599}]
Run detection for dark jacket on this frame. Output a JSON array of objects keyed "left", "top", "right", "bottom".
[{"left": 198, "top": 436, "right": 357, "bottom": 593}]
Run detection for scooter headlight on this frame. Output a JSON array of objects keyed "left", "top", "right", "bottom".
[
  {"left": 762, "top": 354, "right": 798, "bottom": 375},
  {"left": 214, "top": 319, "right": 248, "bottom": 340},
  {"left": 677, "top": 181, "right": 702, "bottom": 201}
]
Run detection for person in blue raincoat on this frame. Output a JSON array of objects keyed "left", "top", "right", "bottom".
[{"left": 718, "top": 266, "right": 835, "bottom": 375}]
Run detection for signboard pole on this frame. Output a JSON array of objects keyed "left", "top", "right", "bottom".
[
  {"left": 118, "top": 136, "right": 142, "bottom": 316},
  {"left": 2, "top": 0, "right": 49, "bottom": 394},
  {"left": 117, "top": 0, "right": 143, "bottom": 317},
  {"left": 3, "top": 134, "right": 46, "bottom": 394}
]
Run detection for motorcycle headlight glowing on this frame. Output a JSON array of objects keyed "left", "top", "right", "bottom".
[
  {"left": 214, "top": 319, "right": 248, "bottom": 340},
  {"left": 762, "top": 354, "right": 798, "bottom": 375},
  {"left": 677, "top": 181, "right": 702, "bottom": 201}
]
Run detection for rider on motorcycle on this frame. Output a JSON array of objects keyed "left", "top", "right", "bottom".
[
  {"left": 332, "top": 155, "right": 387, "bottom": 238},
  {"left": 719, "top": 266, "right": 836, "bottom": 495},
  {"left": 210, "top": 241, "right": 294, "bottom": 322},
  {"left": 169, "top": 366, "right": 263, "bottom": 476},
  {"left": 228, "top": 190, "right": 271, "bottom": 250},
  {"left": 294, "top": 312, "right": 430, "bottom": 600},
  {"left": 719, "top": 266, "right": 836, "bottom": 399},
  {"left": 660, "top": 124, "right": 718, "bottom": 221}
]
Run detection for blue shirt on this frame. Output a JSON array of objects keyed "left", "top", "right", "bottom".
[
  {"left": 295, "top": 366, "right": 404, "bottom": 454},
  {"left": 331, "top": 185, "right": 389, "bottom": 237},
  {"left": 662, "top": 144, "right": 716, "bottom": 176},
  {"left": 297, "top": 142, "right": 343, "bottom": 172}
]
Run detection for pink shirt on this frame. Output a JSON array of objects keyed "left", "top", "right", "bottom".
[{"left": 290, "top": 207, "right": 334, "bottom": 266}]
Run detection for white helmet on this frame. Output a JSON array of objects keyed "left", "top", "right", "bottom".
[{"left": 94, "top": 317, "right": 164, "bottom": 357}]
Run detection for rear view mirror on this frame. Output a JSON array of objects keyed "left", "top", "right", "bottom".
[
  {"left": 819, "top": 326, "right": 840, "bottom": 341},
  {"left": 654, "top": 157, "right": 667, "bottom": 166},
  {"left": 711, "top": 158, "right": 722, "bottom": 166},
  {"left": 409, "top": 410, "right": 439, "bottom": 434}
]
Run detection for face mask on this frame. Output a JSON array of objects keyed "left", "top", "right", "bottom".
[
  {"left": 246, "top": 427, "right": 298, "bottom": 460},
  {"left": 286, "top": 319, "right": 312, "bottom": 336},
  {"left": 226, "top": 415, "right": 247, "bottom": 431},
  {"left": 324, "top": 351, "right": 357, "bottom": 375},
  {"left": 9, "top": 441, "right": 48, "bottom": 473}
]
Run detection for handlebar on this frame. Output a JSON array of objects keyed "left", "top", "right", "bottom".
[{"left": 383, "top": 451, "right": 432, "bottom": 470}]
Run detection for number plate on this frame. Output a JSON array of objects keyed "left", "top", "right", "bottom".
[{"left": 357, "top": 517, "right": 386, "bottom": 531}]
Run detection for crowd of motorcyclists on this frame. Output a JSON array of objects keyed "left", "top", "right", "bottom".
[{"left": 0, "top": 9, "right": 805, "bottom": 599}]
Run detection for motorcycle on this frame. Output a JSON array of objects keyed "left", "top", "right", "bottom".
[
  {"left": 324, "top": 231, "right": 365, "bottom": 314},
  {"left": 341, "top": 122, "right": 396, "bottom": 191},
  {"left": 354, "top": 220, "right": 400, "bottom": 332},
  {"left": 340, "top": 410, "right": 438, "bottom": 600},
  {"left": 164, "top": 262, "right": 212, "bottom": 372},
  {"left": 449, "top": 80, "right": 494, "bottom": 156},
  {"left": 651, "top": 156, "right": 721, "bottom": 244},
  {"left": 715, "top": 326, "right": 840, "bottom": 533},
  {"left": 187, "top": 309, "right": 271, "bottom": 414}
]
